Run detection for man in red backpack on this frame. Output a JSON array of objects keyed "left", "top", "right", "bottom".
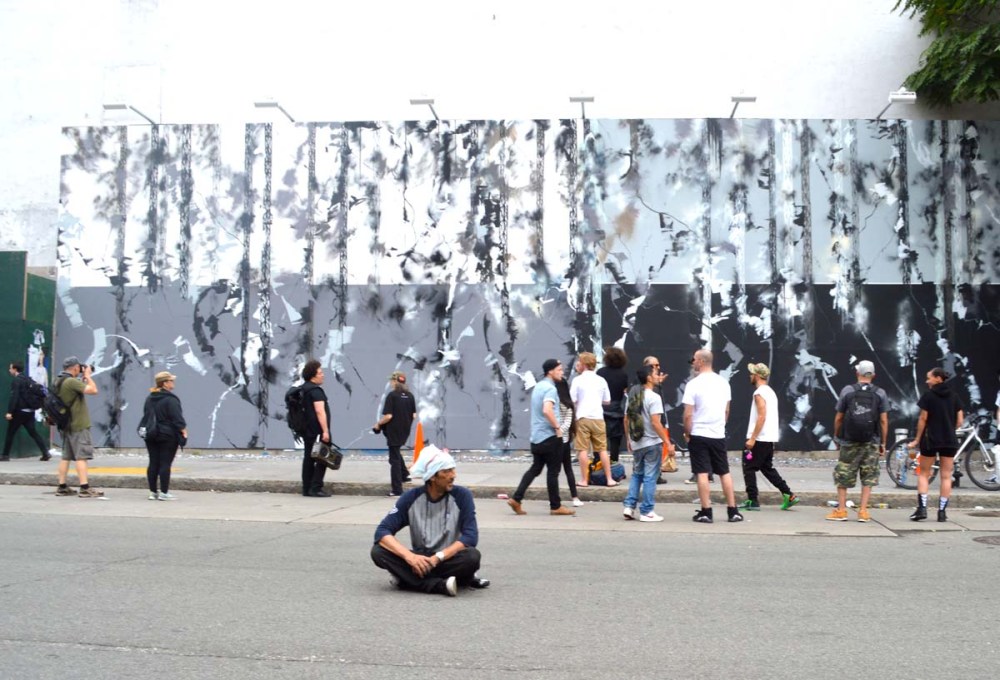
[
  {"left": 827, "top": 360, "right": 888, "bottom": 522},
  {"left": 3, "top": 361, "right": 50, "bottom": 461}
]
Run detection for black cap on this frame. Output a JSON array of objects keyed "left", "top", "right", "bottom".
[{"left": 542, "top": 359, "right": 560, "bottom": 376}]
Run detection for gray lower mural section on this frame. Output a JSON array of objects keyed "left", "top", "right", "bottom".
[
  {"left": 55, "top": 282, "right": 576, "bottom": 450},
  {"left": 57, "top": 119, "right": 1000, "bottom": 450}
]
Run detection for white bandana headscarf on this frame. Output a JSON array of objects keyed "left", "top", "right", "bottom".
[{"left": 411, "top": 445, "right": 456, "bottom": 482}]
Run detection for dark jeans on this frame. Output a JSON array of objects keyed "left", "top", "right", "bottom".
[
  {"left": 2, "top": 411, "right": 48, "bottom": 457},
  {"left": 146, "top": 438, "right": 178, "bottom": 493},
  {"left": 605, "top": 417, "right": 624, "bottom": 463},
  {"left": 561, "top": 440, "right": 578, "bottom": 497},
  {"left": 513, "top": 435, "right": 563, "bottom": 509},
  {"left": 388, "top": 444, "right": 407, "bottom": 495},
  {"left": 742, "top": 441, "right": 792, "bottom": 501},
  {"left": 302, "top": 435, "right": 328, "bottom": 495},
  {"left": 371, "top": 543, "right": 481, "bottom": 594}
]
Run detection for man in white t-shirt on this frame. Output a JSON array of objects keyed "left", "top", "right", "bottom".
[
  {"left": 682, "top": 349, "right": 741, "bottom": 523},
  {"left": 570, "top": 352, "right": 615, "bottom": 486},
  {"left": 739, "top": 363, "right": 798, "bottom": 512}
]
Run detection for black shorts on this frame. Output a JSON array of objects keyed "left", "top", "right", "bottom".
[
  {"left": 920, "top": 447, "right": 958, "bottom": 459},
  {"left": 689, "top": 436, "right": 729, "bottom": 475}
]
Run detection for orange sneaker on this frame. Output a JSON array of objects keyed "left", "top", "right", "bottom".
[
  {"left": 857, "top": 508, "right": 871, "bottom": 522},
  {"left": 825, "top": 508, "right": 848, "bottom": 521}
]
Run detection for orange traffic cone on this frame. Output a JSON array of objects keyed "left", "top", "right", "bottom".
[{"left": 412, "top": 421, "right": 425, "bottom": 464}]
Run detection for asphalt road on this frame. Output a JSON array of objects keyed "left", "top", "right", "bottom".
[{"left": 1, "top": 507, "right": 998, "bottom": 680}]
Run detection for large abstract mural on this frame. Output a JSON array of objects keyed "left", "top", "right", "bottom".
[{"left": 57, "top": 118, "right": 1000, "bottom": 451}]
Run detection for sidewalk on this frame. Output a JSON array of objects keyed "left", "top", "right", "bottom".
[{"left": 1, "top": 448, "right": 998, "bottom": 509}]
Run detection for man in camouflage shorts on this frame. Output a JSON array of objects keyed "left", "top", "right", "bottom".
[{"left": 827, "top": 360, "right": 888, "bottom": 522}]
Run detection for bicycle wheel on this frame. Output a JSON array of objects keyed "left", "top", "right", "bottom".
[
  {"left": 965, "top": 441, "right": 1000, "bottom": 491},
  {"left": 885, "top": 440, "right": 920, "bottom": 489}
]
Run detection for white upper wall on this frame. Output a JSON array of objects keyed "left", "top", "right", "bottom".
[{"left": 2, "top": 0, "right": 999, "bottom": 267}]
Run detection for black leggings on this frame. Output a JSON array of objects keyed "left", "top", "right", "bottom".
[
  {"left": 561, "top": 440, "right": 578, "bottom": 497},
  {"left": 146, "top": 439, "right": 178, "bottom": 494}
]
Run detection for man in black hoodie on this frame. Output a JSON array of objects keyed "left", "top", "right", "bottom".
[
  {"left": 907, "top": 367, "right": 964, "bottom": 522},
  {"left": 3, "top": 361, "right": 50, "bottom": 461}
]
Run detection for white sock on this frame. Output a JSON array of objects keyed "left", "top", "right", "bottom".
[
  {"left": 919, "top": 493, "right": 928, "bottom": 507},
  {"left": 939, "top": 497, "right": 949, "bottom": 510}
]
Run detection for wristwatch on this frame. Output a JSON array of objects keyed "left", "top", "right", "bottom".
[{"left": 434, "top": 551, "right": 446, "bottom": 562}]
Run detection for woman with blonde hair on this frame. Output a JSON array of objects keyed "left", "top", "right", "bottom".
[{"left": 139, "top": 371, "right": 188, "bottom": 501}]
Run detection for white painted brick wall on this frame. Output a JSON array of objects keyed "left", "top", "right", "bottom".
[{"left": 2, "top": 0, "right": 999, "bottom": 268}]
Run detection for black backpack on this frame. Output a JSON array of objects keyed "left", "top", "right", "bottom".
[
  {"left": 43, "top": 377, "right": 74, "bottom": 431},
  {"left": 21, "top": 377, "right": 47, "bottom": 410},
  {"left": 843, "top": 384, "right": 879, "bottom": 442},
  {"left": 285, "top": 384, "right": 311, "bottom": 437},
  {"left": 138, "top": 400, "right": 162, "bottom": 441}
]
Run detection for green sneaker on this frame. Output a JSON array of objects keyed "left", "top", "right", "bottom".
[
  {"left": 738, "top": 499, "right": 760, "bottom": 511},
  {"left": 781, "top": 493, "right": 800, "bottom": 510}
]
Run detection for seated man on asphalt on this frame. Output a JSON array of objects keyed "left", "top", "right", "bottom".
[{"left": 371, "top": 446, "right": 490, "bottom": 596}]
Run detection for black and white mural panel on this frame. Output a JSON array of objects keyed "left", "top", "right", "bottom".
[{"left": 57, "top": 119, "right": 1000, "bottom": 450}]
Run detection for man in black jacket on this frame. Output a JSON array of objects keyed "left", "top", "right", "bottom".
[
  {"left": 3, "top": 361, "right": 49, "bottom": 461},
  {"left": 300, "top": 359, "right": 332, "bottom": 497}
]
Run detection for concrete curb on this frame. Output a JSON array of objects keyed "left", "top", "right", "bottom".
[
  {"left": 5, "top": 447, "right": 847, "bottom": 461},
  {"left": 2, "top": 472, "right": 998, "bottom": 509}
]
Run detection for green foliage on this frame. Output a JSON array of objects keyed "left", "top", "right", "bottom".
[{"left": 894, "top": 0, "right": 1000, "bottom": 106}]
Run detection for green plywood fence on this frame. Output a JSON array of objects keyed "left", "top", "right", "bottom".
[{"left": 0, "top": 252, "right": 55, "bottom": 458}]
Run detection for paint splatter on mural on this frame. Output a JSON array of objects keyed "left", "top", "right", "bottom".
[{"left": 57, "top": 119, "right": 1000, "bottom": 450}]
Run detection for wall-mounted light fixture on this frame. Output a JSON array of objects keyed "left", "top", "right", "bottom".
[
  {"left": 409, "top": 98, "right": 440, "bottom": 121},
  {"left": 102, "top": 103, "right": 157, "bottom": 124},
  {"left": 253, "top": 101, "right": 296, "bottom": 123},
  {"left": 569, "top": 95, "right": 595, "bottom": 120},
  {"left": 729, "top": 94, "right": 757, "bottom": 119},
  {"left": 875, "top": 88, "right": 917, "bottom": 121}
]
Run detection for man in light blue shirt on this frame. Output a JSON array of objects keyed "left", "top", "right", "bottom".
[{"left": 508, "top": 359, "right": 575, "bottom": 516}]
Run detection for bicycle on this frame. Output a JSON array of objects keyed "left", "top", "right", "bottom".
[{"left": 885, "top": 416, "right": 1000, "bottom": 491}]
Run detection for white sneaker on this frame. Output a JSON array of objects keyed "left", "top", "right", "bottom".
[
  {"left": 388, "top": 575, "right": 401, "bottom": 589},
  {"left": 148, "top": 492, "right": 158, "bottom": 501},
  {"left": 158, "top": 492, "right": 177, "bottom": 501},
  {"left": 623, "top": 507, "right": 636, "bottom": 520},
  {"left": 444, "top": 576, "right": 458, "bottom": 597},
  {"left": 639, "top": 511, "right": 664, "bottom": 522},
  {"left": 572, "top": 498, "right": 584, "bottom": 507}
]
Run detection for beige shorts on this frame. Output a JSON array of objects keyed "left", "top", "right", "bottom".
[
  {"left": 62, "top": 429, "right": 95, "bottom": 461},
  {"left": 573, "top": 418, "right": 607, "bottom": 453}
]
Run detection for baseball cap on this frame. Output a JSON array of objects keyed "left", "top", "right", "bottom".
[
  {"left": 855, "top": 360, "right": 875, "bottom": 377},
  {"left": 747, "top": 362, "right": 771, "bottom": 379},
  {"left": 62, "top": 356, "right": 82, "bottom": 369},
  {"left": 541, "top": 359, "right": 561, "bottom": 375},
  {"left": 390, "top": 371, "right": 406, "bottom": 384}
]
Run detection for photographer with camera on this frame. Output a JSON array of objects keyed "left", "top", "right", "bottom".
[{"left": 54, "top": 357, "right": 102, "bottom": 497}]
